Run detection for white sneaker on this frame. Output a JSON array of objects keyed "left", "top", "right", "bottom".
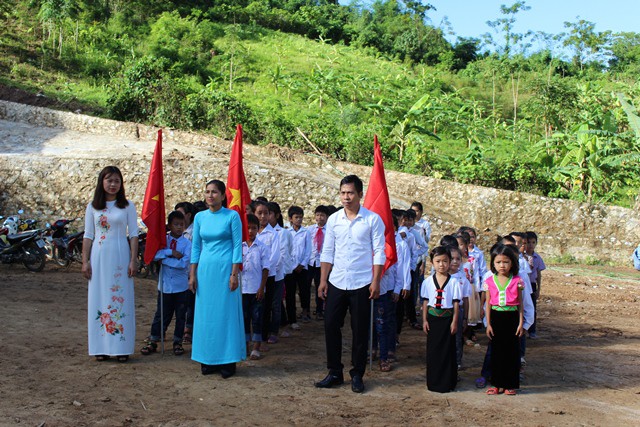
[
  {"left": 520, "top": 357, "right": 527, "bottom": 367},
  {"left": 291, "top": 323, "right": 301, "bottom": 330},
  {"left": 280, "top": 329, "right": 291, "bottom": 338}
]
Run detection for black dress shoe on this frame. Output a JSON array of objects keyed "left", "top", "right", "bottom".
[
  {"left": 220, "top": 363, "right": 236, "bottom": 379},
  {"left": 315, "top": 373, "right": 344, "bottom": 388},
  {"left": 351, "top": 375, "right": 365, "bottom": 393},
  {"left": 201, "top": 364, "right": 220, "bottom": 376}
]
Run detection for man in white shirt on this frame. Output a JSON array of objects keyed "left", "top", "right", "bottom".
[{"left": 315, "top": 175, "right": 386, "bottom": 394}]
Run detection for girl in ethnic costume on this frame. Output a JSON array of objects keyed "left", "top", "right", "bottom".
[
  {"left": 483, "top": 243, "right": 525, "bottom": 395},
  {"left": 421, "top": 246, "right": 461, "bottom": 393}
]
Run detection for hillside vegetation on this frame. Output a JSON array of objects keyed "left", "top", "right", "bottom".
[{"left": 1, "top": 0, "right": 639, "bottom": 207}]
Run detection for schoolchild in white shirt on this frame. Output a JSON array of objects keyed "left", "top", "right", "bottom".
[
  {"left": 306, "top": 205, "right": 329, "bottom": 321},
  {"left": 175, "top": 201, "right": 196, "bottom": 343},
  {"left": 448, "top": 245, "right": 471, "bottom": 369},
  {"left": 242, "top": 214, "right": 270, "bottom": 360},
  {"left": 456, "top": 231, "right": 482, "bottom": 344},
  {"left": 460, "top": 226, "right": 488, "bottom": 279},
  {"left": 253, "top": 200, "right": 280, "bottom": 351},
  {"left": 284, "top": 206, "right": 311, "bottom": 332},
  {"left": 265, "top": 202, "right": 290, "bottom": 344},
  {"left": 399, "top": 209, "right": 428, "bottom": 330}
]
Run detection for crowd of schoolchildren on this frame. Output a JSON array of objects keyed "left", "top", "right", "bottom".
[{"left": 139, "top": 198, "right": 546, "bottom": 396}]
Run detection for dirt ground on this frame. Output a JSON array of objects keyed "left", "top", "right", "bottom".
[{"left": 1, "top": 263, "right": 639, "bottom": 426}]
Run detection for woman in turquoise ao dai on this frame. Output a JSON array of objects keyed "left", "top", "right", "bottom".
[{"left": 189, "top": 179, "right": 244, "bottom": 379}]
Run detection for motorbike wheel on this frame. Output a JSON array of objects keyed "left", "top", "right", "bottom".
[
  {"left": 51, "top": 246, "right": 70, "bottom": 267},
  {"left": 70, "top": 245, "right": 83, "bottom": 264},
  {"left": 23, "top": 243, "right": 46, "bottom": 272},
  {"left": 136, "top": 252, "right": 150, "bottom": 278}
]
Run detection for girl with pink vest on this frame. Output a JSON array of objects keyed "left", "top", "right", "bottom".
[{"left": 483, "top": 243, "right": 524, "bottom": 396}]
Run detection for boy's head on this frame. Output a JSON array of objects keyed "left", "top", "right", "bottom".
[
  {"left": 174, "top": 202, "right": 195, "bottom": 226},
  {"left": 489, "top": 243, "right": 520, "bottom": 276},
  {"left": 509, "top": 232, "right": 527, "bottom": 254},
  {"left": 314, "top": 205, "right": 329, "bottom": 227},
  {"left": 460, "top": 226, "right": 477, "bottom": 247},
  {"left": 167, "top": 210, "right": 186, "bottom": 237},
  {"left": 288, "top": 205, "right": 304, "bottom": 228},
  {"left": 525, "top": 231, "right": 538, "bottom": 254},
  {"left": 499, "top": 235, "right": 516, "bottom": 246},
  {"left": 392, "top": 214, "right": 399, "bottom": 231},
  {"left": 402, "top": 209, "right": 417, "bottom": 227},
  {"left": 253, "top": 200, "right": 270, "bottom": 228},
  {"left": 439, "top": 234, "right": 459, "bottom": 248},
  {"left": 193, "top": 200, "right": 207, "bottom": 213},
  {"left": 247, "top": 214, "right": 259, "bottom": 240}
]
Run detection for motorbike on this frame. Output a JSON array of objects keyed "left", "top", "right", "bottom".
[
  {"left": 0, "top": 227, "right": 48, "bottom": 272},
  {"left": 47, "top": 219, "right": 84, "bottom": 267},
  {"left": 136, "top": 231, "right": 159, "bottom": 278}
]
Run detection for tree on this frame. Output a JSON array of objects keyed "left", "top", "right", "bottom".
[
  {"left": 484, "top": 1, "right": 531, "bottom": 57},
  {"left": 608, "top": 32, "right": 640, "bottom": 74},
  {"left": 562, "top": 18, "right": 611, "bottom": 71}
]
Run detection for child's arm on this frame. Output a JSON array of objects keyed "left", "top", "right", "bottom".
[
  {"left": 485, "top": 294, "right": 493, "bottom": 339},
  {"left": 422, "top": 299, "right": 429, "bottom": 333},
  {"left": 257, "top": 268, "right": 268, "bottom": 300},
  {"left": 451, "top": 300, "right": 459, "bottom": 335},
  {"left": 463, "top": 296, "right": 469, "bottom": 326},
  {"left": 517, "top": 286, "right": 525, "bottom": 337},
  {"left": 536, "top": 271, "right": 542, "bottom": 298}
]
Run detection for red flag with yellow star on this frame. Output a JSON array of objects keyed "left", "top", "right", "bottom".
[
  {"left": 142, "top": 129, "right": 166, "bottom": 264},
  {"left": 226, "top": 124, "right": 252, "bottom": 242},
  {"left": 363, "top": 135, "right": 397, "bottom": 273}
]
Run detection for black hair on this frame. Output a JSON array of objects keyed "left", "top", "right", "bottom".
[
  {"left": 498, "top": 235, "right": 516, "bottom": 245},
  {"left": 509, "top": 231, "right": 527, "bottom": 239},
  {"left": 459, "top": 226, "right": 477, "bottom": 237},
  {"left": 193, "top": 200, "right": 207, "bottom": 213},
  {"left": 392, "top": 215, "right": 399, "bottom": 229},
  {"left": 255, "top": 196, "right": 269, "bottom": 202},
  {"left": 391, "top": 208, "right": 404, "bottom": 219},
  {"left": 455, "top": 231, "right": 470, "bottom": 246},
  {"left": 339, "top": 174, "right": 363, "bottom": 194},
  {"left": 489, "top": 243, "right": 520, "bottom": 276},
  {"left": 439, "top": 235, "right": 459, "bottom": 248},
  {"left": 246, "top": 213, "right": 259, "bottom": 227},
  {"left": 174, "top": 202, "right": 195, "bottom": 224},
  {"left": 246, "top": 203, "right": 255, "bottom": 214},
  {"left": 448, "top": 245, "right": 463, "bottom": 259},
  {"left": 314, "top": 205, "right": 329, "bottom": 215},
  {"left": 205, "top": 179, "right": 227, "bottom": 208},
  {"left": 403, "top": 209, "right": 416, "bottom": 220},
  {"left": 92, "top": 166, "right": 129, "bottom": 210},
  {"left": 410, "top": 201, "right": 423, "bottom": 212},
  {"left": 253, "top": 200, "right": 269, "bottom": 210},
  {"left": 326, "top": 205, "right": 339, "bottom": 216},
  {"left": 168, "top": 210, "right": 185, "bottom": 225},
  {"left": 288, "top": 205, "right": 304, "bottom": 218},
  {"left": 525, "top": 231, "right": 538, "bottom": 241},
  {"left": 430, "top": 245, "right": 451, "bottom": 261},
  {"left": 267, "top": 202, "right": 284, "bottom": 227}
]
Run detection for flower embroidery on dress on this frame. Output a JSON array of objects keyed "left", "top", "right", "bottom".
[
  {"left": 97, "top": 211, "right": 111, "bottom": 245},
  {"left": 96, "top": 268, "right": 126, "bottom": 341}
]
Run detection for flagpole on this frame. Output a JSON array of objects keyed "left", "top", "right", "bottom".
[{"left": 159, "top": 265, "right": 164, "bottom": 356}]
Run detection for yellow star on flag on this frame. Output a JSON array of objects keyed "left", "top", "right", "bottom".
[
  {"left": 228, "top": 188, "right": 241, "bottom": 209},
  {"left": 151, "top": 194, "right": 160, "bottom": 201}
]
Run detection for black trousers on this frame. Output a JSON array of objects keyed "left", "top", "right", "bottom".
[
  {"left": 324, "top": 282, "right": 371, "bottom": 378},
  {"left": 150, "top": 290, "right": 189, "bottom": 344},
  {"left": 308, "top": 265, "right": 323, "bottom": 314},
  {"left": 284, "top": 269, "right": 309, "bottom": 324}
]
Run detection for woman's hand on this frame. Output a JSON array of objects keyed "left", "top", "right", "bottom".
[
  {"left": 189, "top": 273, "right": 197, "bottom": 293},
  {"left": 486, "top": 325, "right": 494, "bottom": 340},
  {"left": 128, "top": 260, "right": 136, "bottom": 278},
  {"left": 229, "top": 274, "right": 239, "bottom": 291},
  {"left": 82, "top": 262, "right": 92, "bottom": 280}
]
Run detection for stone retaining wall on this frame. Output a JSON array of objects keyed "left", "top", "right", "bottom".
[{"left": 0, "top": 100, "right": 638, "bottom": 264}]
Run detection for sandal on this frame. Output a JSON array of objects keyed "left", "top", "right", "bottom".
[
  {"left": 486, "top": 387, "right": 501, "bottom": 395},
  {"left": 379, "top": 360, "right": 392, "bottom": 372},
  {"left": 116, "top": 355, "right": 129, "bottom": 363},
  {"left": 505, "top": 389, "right": 517, "bottom": 395},
  {"left": 475, "top": 377, "right": 487, "bottom": 388},
  {"left": 267, "top": 335, "right": 278, "bottom": 344},
  {"left": 173, "top": 343, "right": 184, "bottom": 356},
  {"left": 95, "top": 355, "right": 110, "bottom": 362},
  {"left": 249, "top": 350, "right": 262, "bottom": 360},
  {"left": 183, "top": 329, "right": 192, "bottom": 344},
  {"left": 140, "top": 341, "right": 158, "bottom": 355}
]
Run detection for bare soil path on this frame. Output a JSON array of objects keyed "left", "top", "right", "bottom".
[{"left": 1, "top": 263, "right": 639, "bottom": 426}]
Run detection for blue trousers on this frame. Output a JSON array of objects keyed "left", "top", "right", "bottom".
[{"left": 372, "top": 292, "right": 392, "bottom": 361}]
